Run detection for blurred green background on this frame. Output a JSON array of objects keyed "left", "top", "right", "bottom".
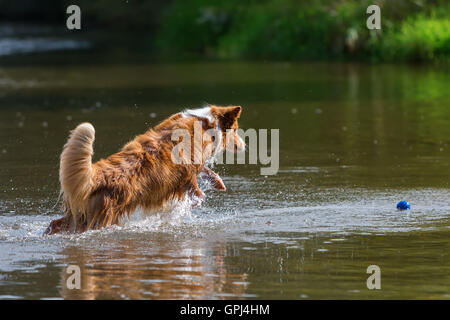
[
  {"left": 1, "top": 1, "right": 450, "bottom": 300},
  {"left": 0, "top": 0, "right": 448, "bottom": 63}
]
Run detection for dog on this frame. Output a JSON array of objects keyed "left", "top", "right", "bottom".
[{"left": 44, "top": 105, "right": 244, "bottom": 235}]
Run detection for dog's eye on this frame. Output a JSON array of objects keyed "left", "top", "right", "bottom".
[{"left": 211, "top": 136, "right": 216, "bottom": 142}]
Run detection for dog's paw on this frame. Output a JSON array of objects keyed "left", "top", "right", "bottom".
[
  {"left": 200, "top": 168, "right": 226, "bottom": 191},
  {"left": 211, "top": 174, "right": 226, "bottom": 191}
]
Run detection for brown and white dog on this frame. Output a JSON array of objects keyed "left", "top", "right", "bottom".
[{"left": 44, "top": 105, "right": 244, "bottom": 235}]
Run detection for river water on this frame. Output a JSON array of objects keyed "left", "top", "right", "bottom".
[{"left": 0, "top": 39, "right": 449, "bottom": 299}]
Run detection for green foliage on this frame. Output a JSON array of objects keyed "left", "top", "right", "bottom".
[
  {"left": 391, "top": 16, "right": 450, "bottom": 61},
  {"left": 216, "top": 4, "right": 338, "bottom": 60},
  {"left": 156, "top": 0, "right": 450, "bottom": 63},
  {"left": 156, "top": 0, "right": 233, "bottom": 55},
  {"left": 1, "top": 0, "right": 448, "bottom": 62}
]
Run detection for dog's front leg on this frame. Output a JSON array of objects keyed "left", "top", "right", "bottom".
[
  {"left": 188, "top": 177, "right": 205, "bottom": 208},
  {"left": 200, "top": 166, "right": 226, "bottom": 191}
]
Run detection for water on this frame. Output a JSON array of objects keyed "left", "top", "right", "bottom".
[{"left": 0, "top": 41, "right": 449, "bottom": 299}]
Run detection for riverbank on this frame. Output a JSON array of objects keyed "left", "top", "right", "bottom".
[{"left": 156, "top": 0, "right": 450, "bottom": 63}]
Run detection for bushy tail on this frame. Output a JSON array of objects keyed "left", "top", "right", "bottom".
[{"left": 60, "top": 123, "right": 95, "bottom": 221}]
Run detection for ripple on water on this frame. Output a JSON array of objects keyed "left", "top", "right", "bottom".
[
  {"left": 0, "top": 187, "right": 449, "bottom": 277},
  {"left": 1, "top": 188, "right": 449, "bottom": 243}
]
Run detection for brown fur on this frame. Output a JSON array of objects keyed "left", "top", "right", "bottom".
[{"left": 45, "top": 105, "right": 243, "bottom": 235}]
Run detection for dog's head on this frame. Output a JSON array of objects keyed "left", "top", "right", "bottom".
[
  {"left": 176, "top": 105, "right": 244, "bottom": 164},
  {"left": 210, "top": 105, "right": 245, "bottom": 153}
]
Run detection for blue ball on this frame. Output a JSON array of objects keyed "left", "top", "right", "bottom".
[{"left": 396, "top": 200, "right": 411, "bottom": 210}]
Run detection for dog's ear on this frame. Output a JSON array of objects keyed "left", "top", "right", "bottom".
[
  {"left": 211, "top": 106, "right": 242, "bottom": 130},
  {"left": 227, "top": 106, "right": 242, "bottom": 119},
  {"left": 214, "top": 106, "right": 241, "bottom": 120}
]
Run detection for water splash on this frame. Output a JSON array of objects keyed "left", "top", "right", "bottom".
[{"left": 119, "top": 195, "right": 196, "bottom": 231}]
